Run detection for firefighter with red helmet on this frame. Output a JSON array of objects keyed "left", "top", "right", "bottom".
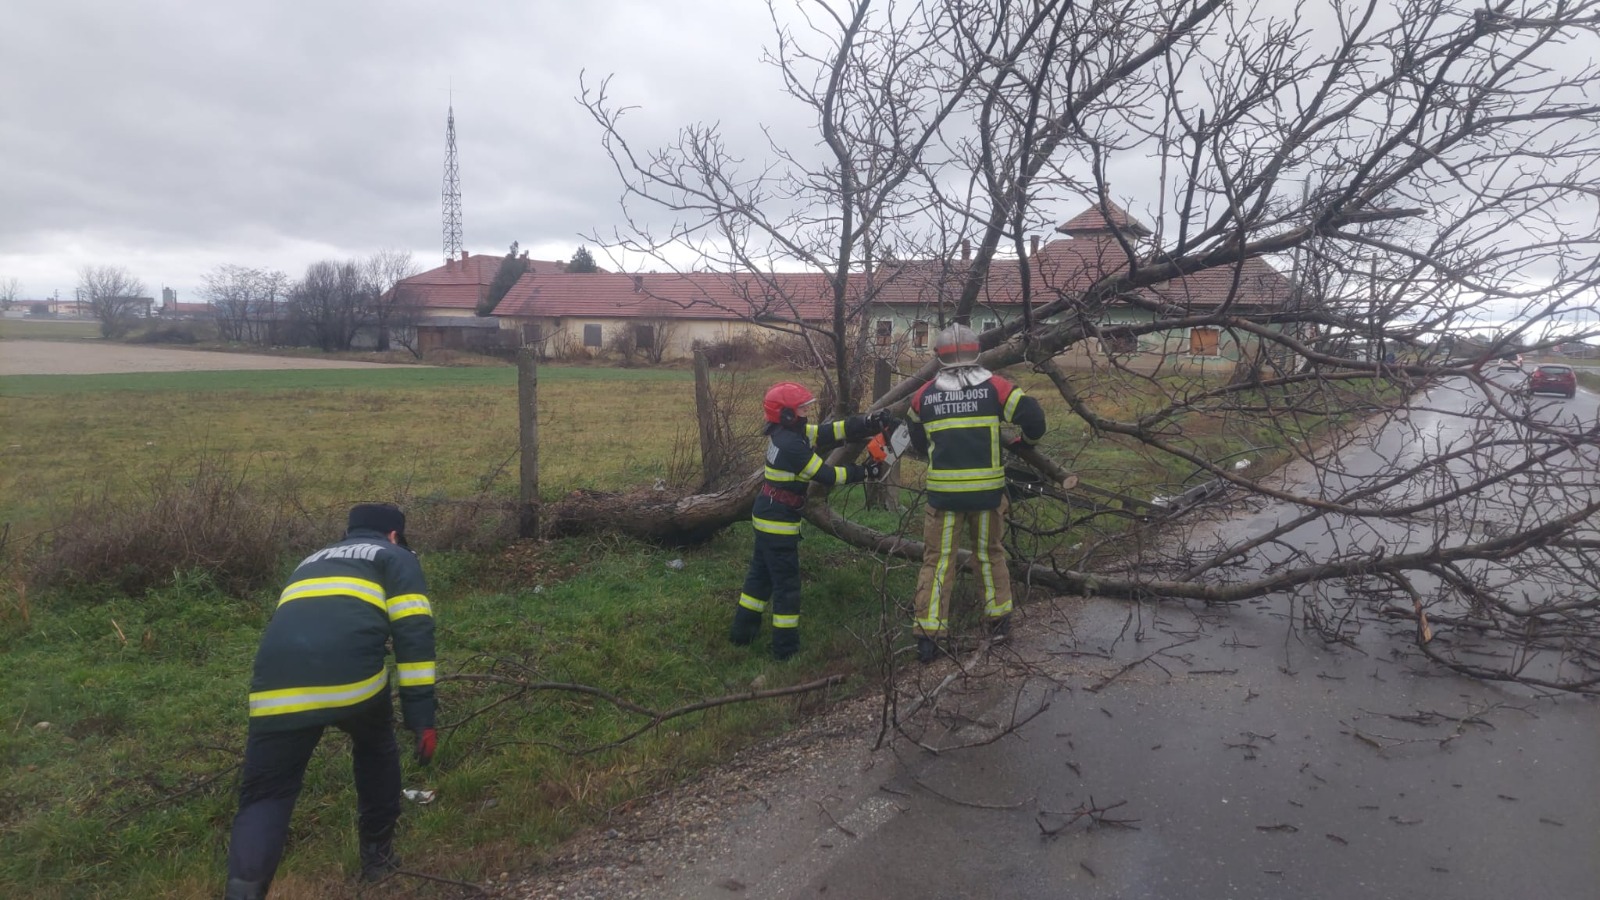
[
  {"left": 731, "top": 382, "right": 891, "bottom": 660},
  {"left": 906, "top": 324, "right": 1046, "bottom": 663}
]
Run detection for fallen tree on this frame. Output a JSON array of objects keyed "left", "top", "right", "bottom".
[{"left": 567, "top": 0, "right": 1600, "bottom": 692}]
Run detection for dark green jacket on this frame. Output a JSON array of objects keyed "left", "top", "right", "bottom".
[{"left": 247, "top": 528, "right": 436, "bottom": 732}]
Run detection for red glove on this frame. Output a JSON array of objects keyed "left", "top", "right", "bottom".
[{"left": 414, "top": 727, "right": 437, "bottom": 766}]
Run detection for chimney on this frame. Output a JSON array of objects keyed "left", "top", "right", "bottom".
[
  {"left": 520, "top": 251, "right": 528, "bottom": 259},
  {"left": 460, "top": 250, "right": 469, "bottom": 261},
  {"left": 960, "top": 239, "right": 970, "bottom": 262},
  {"left": 633, "top": 275, "right": 644, "bottom": 293},
  {"left": 1029, "top": 235, "right": 1040, "bottom": 258}
]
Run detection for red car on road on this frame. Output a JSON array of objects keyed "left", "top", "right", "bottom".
[{"left": 1528, "top": 364, "right": 1577, "bottom": 398}]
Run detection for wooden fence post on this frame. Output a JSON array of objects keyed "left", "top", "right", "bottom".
[
  {"left": 518, "top": 348, "right": 540, "bottom": 538},
  {"left": 693, "top": 350, "right": 722, "bottom": 490}
]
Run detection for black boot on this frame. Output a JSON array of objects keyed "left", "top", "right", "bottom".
[
  {"left": 359, "top": 837, "right": 401, "bottom": 882},
  {"left": 729, "top": 607, "right": 762, "bottom": 646},
  {"left": 771, "top": 629, "right": 799, "bottom": 661},
  {"left": 916, "top": 636, "right": 939, "bottom": 664},
  {"left": 985, "top": 615, "right": 1012, "bottom": 644},
  {"left": 223, "top": 877, "right": 267, "bottom": 900}
]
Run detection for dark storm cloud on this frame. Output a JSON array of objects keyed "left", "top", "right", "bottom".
[{"left": 0, "top": 1, "right": 790, "bottom": 297}]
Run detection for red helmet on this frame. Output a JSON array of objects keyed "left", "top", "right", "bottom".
[{"left": 763, "top": 381, "right": 817, "bottom": 424}]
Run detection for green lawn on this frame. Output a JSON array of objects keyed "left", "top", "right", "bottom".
[{"left": 0, "top": 317, "right": 102, "bottom": 340}]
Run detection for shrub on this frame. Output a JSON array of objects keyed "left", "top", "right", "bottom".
[
  {"left": 28, "top": 456, "right": 327, "bottom": 597},
  {"left": 127, "top": 323, "right": 204, "bottom": 344},
  {"left": 692, "top": 334, "right": 774, "bottom": 367}
]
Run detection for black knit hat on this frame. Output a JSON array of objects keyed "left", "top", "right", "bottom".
[{"left": 347, "top": 503, "right": 408, "bottom": 547}]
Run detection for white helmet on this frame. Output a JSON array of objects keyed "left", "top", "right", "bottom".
[{"left": 934, "top": 323, "right": 981, "bottom": 368}]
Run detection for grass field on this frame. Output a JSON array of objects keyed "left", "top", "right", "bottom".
[
  {"left": 0, "top": 317, "right": 102, "bottom": 340},
  {"left": 0, "top": 357, "right": 1381, "bottom": 897}
]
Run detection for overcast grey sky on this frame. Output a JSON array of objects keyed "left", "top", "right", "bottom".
[{"left": 0, "top": 0, "right": 799, "bottom": 301}]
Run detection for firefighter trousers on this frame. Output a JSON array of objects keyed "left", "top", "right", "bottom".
[
  {"left": 913, "top": 497, "right": 1012, "bottom": 637},
  {"left": 730, "top": 531, "right": 803, "bottom": 658},
  {"left": 226, "top": 694, "right": 402, "bottom": 886}
]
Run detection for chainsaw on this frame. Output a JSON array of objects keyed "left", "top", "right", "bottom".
[{"left": 865, "top": 423, "right": 912, "bottom": 477}]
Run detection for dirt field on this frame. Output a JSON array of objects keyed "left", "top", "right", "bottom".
[{"left": 0, "top": 340, "right": 406, "bottom": 376}]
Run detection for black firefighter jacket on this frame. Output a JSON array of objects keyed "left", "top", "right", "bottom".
[
  {"left": 909, "top": 374, "right": 1046, "bottom": 512},
  {"left": 246, "top": 528, "right": 436, "bottom": 733},
  {"left": 752, "top": 417, "right": 874, "bottom": 539}
]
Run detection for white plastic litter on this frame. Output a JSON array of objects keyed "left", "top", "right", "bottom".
[
  {"left": 403, "top": 789, "right": 436, "bottom": 805},
  {"left": 1234, "top": 458, "right": 1252, "bottom": 470}
]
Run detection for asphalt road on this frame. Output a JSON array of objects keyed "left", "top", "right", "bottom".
[{"left": 632, "top": 375, "right": 1600, "bottom": 900}]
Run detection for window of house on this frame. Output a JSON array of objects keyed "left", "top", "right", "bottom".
[
  {"left": 522, "top": 323, "right": 542, "bottom": 345},
  {"left": 583, "top": 324, "right": 602, "bottom": 348},
  {"left": 634, "top": 324, "right": 655, "bottom": 350},
  {"left": 876, "top": 319, "right": 893, "bottom": 348},
  {"left": 913, "top": 321, "right": 930, "bottom": 349},
  {"left": 1102, "top": 330, "right": 1137, "bottom": 355},
  {"left": 982, "top": 319, "right": 998, "bottom": 333},
  {"left": 1189, "top": 327, "right": 1220, "bottom": 357}
]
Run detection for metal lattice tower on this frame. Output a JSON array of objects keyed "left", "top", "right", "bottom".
[{"left": 441, "top": 102, "right": 463, "bottom": 264}]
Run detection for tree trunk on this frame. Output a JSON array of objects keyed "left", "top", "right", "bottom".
[
  {"left": 542, "top": 471, "right": 760, "bottom": 547},
  {"left": 693, "top": 350, "right": 723, "bottom": 490}
]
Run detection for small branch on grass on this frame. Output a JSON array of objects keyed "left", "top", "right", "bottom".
[
  {"left": 440, "top": 672, "right": 848, "bottom": 755},
  {"left": 107, "top": 759, "right": 241, "bottom": 825},
  {"left": 386, "top": 868, "right": 490, "bottom": 895}
]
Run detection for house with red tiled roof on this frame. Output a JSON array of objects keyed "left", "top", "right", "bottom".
[
  {"left": 862, "top": 204, "right": 1296, "bottom": 370},
  {"left": 393, "top": 206, "right": 1296, "bottom": 368},
  {"left": 393, "top": 249, "right": 571, "bottom": 353}
]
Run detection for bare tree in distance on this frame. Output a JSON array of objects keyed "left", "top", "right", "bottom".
[
  {"left": 77, "top": 265, "right": 148, "bottom": 338},
  {"left": 0, "top": 276, "right": 20, "bottom": 311},
  {"left": 364, "top": 249, "right": 423, "bottom": 353},
  {"left": 289, "top": 260, "right": 368, "bottom": 352},
  {"left": 566, "top": 0, "right": 1600, "bottom": 693},
  {"left": 202, "top": 265, "right": 288, "bottom": 345}
]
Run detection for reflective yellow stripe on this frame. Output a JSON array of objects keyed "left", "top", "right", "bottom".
[
  {"left": 921, "top": 511, "right": 956, "bottom": 632},
  {"left": 739, "top": 593, "right": 767, "bottom": 612},
  {"left": 1003, "top": 387, "right": 1025, "bottom": 420},
  {"left": 798, "top": 455, "right": 824, "bottom": 479},
  {"left": 765, "top": 466, "right": 805, "bottom": 482},
  {"left": 278, "top": 576, "right": 386, "bottom": 613},
  {"left": 753, "top": 516, "right": 803, "bottom": 535},
  {"left": 832, "top": 466, "right": 849, "bottom": 484},
  {"left": 805, "top": 423, "right": 820, "bottom": 442},
  {"left": 927, "top": 473, "right": 1006, "bottom": 491},
  {"left": 925, "top": 416, "right": 998, "bottom": 432},
  {"left": 829, "top": 420, "right": 846, "bottom": 441},
  {"left": 975, "top": 509, "right": 996, "bottom": 606},
  {"left": 772, "top": 614, "right": 799, "bottom": 629},
  {"left": 386, "top": 593, "right": 432, "bottom": 621},
  {"left": 249, "top": 669, "right": 387, "bottom": 717},
  {"left": 396, "top": 661, "right": 436, "bottom": 687}
]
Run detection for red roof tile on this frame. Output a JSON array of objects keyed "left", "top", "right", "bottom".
[
  {"left": 493, "top": 271, "right": 837, "bottom": 321},
  {"left": 1055, "top": 201, "right": 1152, "bottom": 238}
]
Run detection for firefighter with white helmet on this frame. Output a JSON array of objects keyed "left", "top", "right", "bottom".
[
  {"left": 730, "top": 382, "right": 892, "bottom": 660},
  {"left": 906, "top": 324, "right": 1046, "bottom": 662}
]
